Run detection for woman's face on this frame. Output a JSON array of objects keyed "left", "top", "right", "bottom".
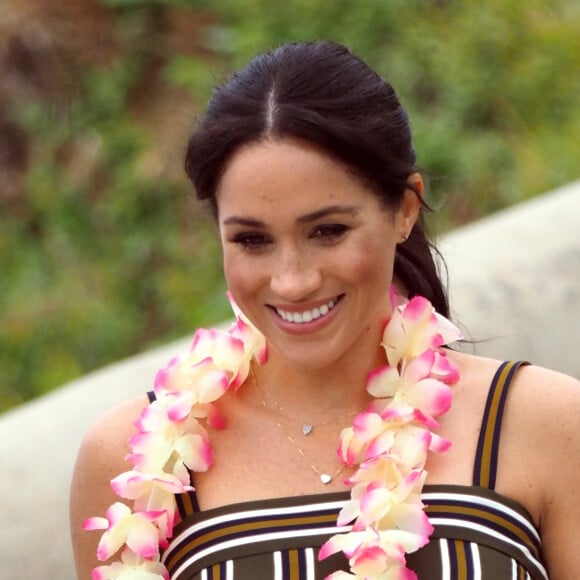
[{"left": 216, "top": 138, "right": 420, "bottom": 371}]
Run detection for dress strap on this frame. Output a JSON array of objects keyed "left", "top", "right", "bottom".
[{"left": 472, "top": 360, "right": 529, "bottom": 489}]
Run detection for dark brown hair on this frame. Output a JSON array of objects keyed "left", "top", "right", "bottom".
[{"left": 185, "top": 41, "right": 449, "bottom": 316}]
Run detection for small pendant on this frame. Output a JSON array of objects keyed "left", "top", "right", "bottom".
[
  {"left": 302, "top": 423, "right": 313, "bottom": 436},
  {"left": 320, "top": 473, "right": 332, "bottom": 484}
]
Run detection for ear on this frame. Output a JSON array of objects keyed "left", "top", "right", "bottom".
[{"left": 397, "top": 173, "right": 423, "bottom": 242}]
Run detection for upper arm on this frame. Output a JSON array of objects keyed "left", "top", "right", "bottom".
[
  {"left": 521, "top": 367, "right": 580, "bottom": 579},
  {"left": 69, "top": 395, "right": 149, "bottom": 580}
]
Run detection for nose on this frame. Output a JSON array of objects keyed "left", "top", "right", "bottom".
[{"left": 270, "top": 248, "right": 322, "bottom": 301}]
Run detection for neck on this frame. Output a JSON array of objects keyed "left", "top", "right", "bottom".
[{"left": 251, "top": 338, "right": 384, "bottom": 417}]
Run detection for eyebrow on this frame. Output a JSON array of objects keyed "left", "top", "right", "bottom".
[{"left": 222, "top": 205, "right": 361, "bottom": 227}]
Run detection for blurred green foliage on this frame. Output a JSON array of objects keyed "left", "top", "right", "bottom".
[{"left": 1, "top": 0, "right": 579, "bottom": 411}]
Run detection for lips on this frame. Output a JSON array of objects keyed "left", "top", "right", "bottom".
[{"left": 273, "top": 297, "right": 340, "bottom": 324}]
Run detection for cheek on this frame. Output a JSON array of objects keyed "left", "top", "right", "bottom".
[
  {"left": 222, "top": 250, "right": 266, "bottom": 306},
  {"left": 222, "top": 251, "right": 246, "bottom": 294},
  {"left": 345, "top": 235, "right": 396, "bottom": 287}
]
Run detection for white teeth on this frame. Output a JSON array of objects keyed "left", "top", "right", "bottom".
[{"left": 275, "top": 298, "right": 338, "bottom": 324}]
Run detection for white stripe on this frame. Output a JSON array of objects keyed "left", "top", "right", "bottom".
[
  {"left": 200, "top": 569, "right": 208, "bottom": 580},
  {"left": 164, "top": 499, "right": 349, "bottom": 559},
  {"left": 421, "top": 491, "right": 540, "bottom": 542},
  {"left": 305, "top": 547, "right": 315, "bottom": 580},
  {"left": 166, "top": 492, "right": 540, "bottom": 553},
  {"left": 273, "top": 550, "right": 282, "bottom": 580},
  {"left": 166, "top": 490, "right": 540, "bottom": 560},
  {"left": 440, "top": 539, "right": 451, "bottom": 580},
  {"left": 166, "top": 491, "right": 542, "bottom": 577},
  {"left": 470, "top": 543, "right": 482, "bottom": 580},
  {"left": 511, "top": 558, "right": 518, "bottom": 580},
  {"left": 429, "top": 517, "right": 548, "bottom": 580},
  {"left": 170, "top": 525, "right": 352, "bottom": 579}
]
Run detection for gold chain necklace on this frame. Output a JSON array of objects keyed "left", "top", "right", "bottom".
[
  {"left": 252, "top": 370, "right": 349, "bottom": 484},
  {"left": 258, "top": 376, "right": 359, "bottom": 437},
  {"left": 263, "top": 404, "right": 347, "bottom": 484}
]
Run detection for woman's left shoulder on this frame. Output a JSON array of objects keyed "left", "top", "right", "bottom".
[
  {"left": 509, "top": 367, "right": 580, "bottom": 576},
  {"left": 500, "top": 362, "right": 580, "bottom": 505},
  {"left": 510, "top": 362, "right": 580, "bottom": 423},
  {"left": 450, "top": 352, "right": 579, "bottom": 456},
  {"left": 454, "top": 352, "right": 579, "bottom": 422},
  {"left": 450, "top": 353, "right": 580, "bottom": 576}
]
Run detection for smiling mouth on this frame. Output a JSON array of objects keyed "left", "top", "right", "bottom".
[{"left": 273, "top": 296, "right": 341, "bottom": 324}]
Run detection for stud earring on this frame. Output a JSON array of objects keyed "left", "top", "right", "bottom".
[{"left": 400, "top": 233, "right": 409, "bottom": 243}]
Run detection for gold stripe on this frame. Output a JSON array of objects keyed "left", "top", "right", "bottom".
[
  {"left": 181, "top": 492, "right": 194, "bottom": 517},
  {"left": 479, "top": 362, "right": 515, "bottom": 486},
  {"left": 212, "top": 562, "right": 221, "bottom": 580},
  {"left": 288, "top": 549, "right": 300, "bottom": 580},
  {"left": 427, "top": 504, "right": 537, "bottom": 555},
  {"left": 166, "top": 513, "right": 337, "bottom": 568},
  {"left": 455, "top": 540, "right": 467, "bottom": 580}
]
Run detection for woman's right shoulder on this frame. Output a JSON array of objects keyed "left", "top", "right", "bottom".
[
  {"left": 70, "top": 394, "right": 151, "bottom": 577},
  {"left": 78, "top": 394, "right": 150, "bottom": 470},
  {"left": 71, "top": 394, "right": 151, "bottom": 506}
]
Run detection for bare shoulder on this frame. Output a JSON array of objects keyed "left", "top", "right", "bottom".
[
  {"left": 458, "top": 355, "right": 580, "bottom": 579},
  {"left": 464, "top": 358, "right": 580, "bottom": 471},
  {"left": 513, "top": 364, "right": 580, "bottom": 579},
  {"left": 72, "top": 394, "right": 149, "bottom": 480},
  {"left": 506, "top": 363, "right": 580, "bottom": 447},
  {"left": 69, "top": 395, "right": 150, "bottom": 579},
  {"left": 450, "top": 351, "right": 579, "bottom": 430},
  {"left": 510, "top": 362, "right": 580, "bottom": 477}
]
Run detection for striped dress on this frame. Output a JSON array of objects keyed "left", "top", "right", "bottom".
[{"left": 156, "top": 360, "right": 548, "bottom": 579}]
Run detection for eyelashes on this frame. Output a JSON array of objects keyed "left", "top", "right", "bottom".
[
  {"left": 311, "top": 223, "right": 349, "bottom": 241},
  {"left": 229, "top": 232, "right": 272, "bottom": 253},
  {"left": 228, "top": 223, "right": 350, "bottom": 253}
]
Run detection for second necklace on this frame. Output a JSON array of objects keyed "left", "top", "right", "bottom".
[{"left": 259, "top": 380, "right": 359, "bottom": 437}]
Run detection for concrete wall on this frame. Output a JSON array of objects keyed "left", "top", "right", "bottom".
[
  {"left": 441, "top": 179, "right": 579, "bottom": 376},
  {"left": 0, "top": 180, "right": 578, "bottom": 579}
]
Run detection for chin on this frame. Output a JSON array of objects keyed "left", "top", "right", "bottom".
[{"left": 266, "top": 338, "right": 348, "bottom": 372}]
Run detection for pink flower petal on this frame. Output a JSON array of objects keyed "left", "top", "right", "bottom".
[
  {"left": 83, "top": 517, "right": 108, "bottom": 531},
  {"left": 431, "top": 350, "right": 461, "bottom": 383}
]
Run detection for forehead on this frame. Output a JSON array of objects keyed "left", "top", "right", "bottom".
[{"left": 215, "top": 138, "right": 379, "bottom": 218}]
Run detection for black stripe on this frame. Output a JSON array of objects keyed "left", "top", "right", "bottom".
[
  {"left": 465, "top": 541, "right": 474, "bottom": 578},
  {"left": 298, "top": 548, "right": 307, "bottom": 578},
  {"left": 281, "top": 549, "right": 290, "bottom": 579},
  {"left": 448, "top": 539, "right": 459, "bottom": 580}
]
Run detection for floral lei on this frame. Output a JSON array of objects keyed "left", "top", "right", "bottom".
[{"left": 84, "top": 286, "right": 462, "bottom": 579}]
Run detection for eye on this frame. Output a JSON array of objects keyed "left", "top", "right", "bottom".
[
  {"left": 310, "top": 224, "right": 349, "bottom": 243},
  {"left": 229, "top": 232, "right": 272, "bottom": 253}
]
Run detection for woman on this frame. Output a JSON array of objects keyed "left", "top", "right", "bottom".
[{"left": 70, "top": 41, "right": 580, "bottom": 579}]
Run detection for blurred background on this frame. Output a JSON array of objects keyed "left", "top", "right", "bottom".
[{"left": 1, "top": 0, "right": 579, "bottom": 412}]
